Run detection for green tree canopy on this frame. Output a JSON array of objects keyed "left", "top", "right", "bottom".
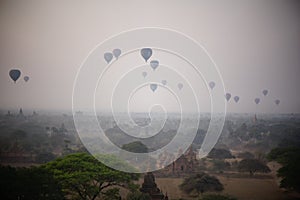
[
  {"left": 180, "top": 172, "right": 223, "bottom": 196},
  {"left": 44, "top": 153, "right": 139, "bottom": 200}
]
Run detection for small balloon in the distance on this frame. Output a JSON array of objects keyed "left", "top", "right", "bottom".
[
  {"left": 142, "top": 71, "right": 147, "bottom": 78},
  {"left": 24, "top": 76, "right": 30, "bottom": 82},
  {"left": 161, "top": 80, "right": 167, "bottom": 86},
  {"left": 177, "top": 83, "right": 183, "bottom": 90},
  {"left": 9, "top": 69, "right": 21, "bottom": 83},
  {"left": 150, "top": 60, "right": 159, "bottom": 71},
  {"left": 234, "top": 96, "right": 240, "bottom": 103},
  {"left": 275, "top": 99, "right": 280, "bottom": 105},
  {"left": 112, "top": 49, "right": 121, "bottom": 59},
  {"left": 209, "top": 81, "right": 215, "bottom": 90},
  {"left": 141, "top": 48, "right": 152, "bottom": 62},
  {"left": 262, "top": 89, "right": 268, "bottom": 96},
  {"left": 150, "top": 84, "right": 158, "bottom": 92},
  {"left": 254, "top": 98, "right": 260, "bottom": 104},
  {"left": 104, "top": 52, "right": 113, "bottom": 63},
  {"left": 225, "top": 93, "right": 231, "bottom": 101}
]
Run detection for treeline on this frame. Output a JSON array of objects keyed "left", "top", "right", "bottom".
[
  {"left": 0, "top": 126, "right": 80, "bottom": 164},
  {"left": 268, "top": 147, "right": 300, "bottom": 192},
  {"left": 0, "top": 153, "right": 145, "bottom": 200}
]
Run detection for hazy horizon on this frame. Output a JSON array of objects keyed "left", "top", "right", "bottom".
[{"left": 1, "top": 0, "right": 300, "bottom": 113}]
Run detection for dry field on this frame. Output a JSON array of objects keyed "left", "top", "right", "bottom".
[{"left": 147, "top": 175, "right": 298, "bottom": 200}]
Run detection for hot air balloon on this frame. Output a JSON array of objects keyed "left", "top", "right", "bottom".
[
  {"left": 112, "top": 49, "right": 121, "bottom": 59},
  {"left": 104, "top": 52, "right": 113, "bottom": 63},
  {"left": 24, "top": 76, "right": 29, "bottom": 82},
  {"left": 225, "top": 93, "right": 231, "bottom": 101},
  {"left": 262, "top": 89, "right": 268, "bottom": 96},
  {"left": 150, "top": 60, "right": 159, "bottom": 71},
  {"left": 209, "top": 81, "right": 215, "bottom": 90},
  {"left": 234, "top": 96, "right": 240, "bottom": 103},
  {"left": 142, "top": 71, "right": 147, "bottom": 78},
  {"left": 141, "top": 48, "right": 152, "bottom": 62},
  {"left": 9, "top": 69, "right": 21, "bottom": 83},
  {"left": 161, "top": 80, "right": 167, "bottom": 86},
  {"left": 177, "top": 83, "right": 183, "bottom": 90},
  {"left": 275, "top": 99, "right": 280, "bottom": 105},
  {"left": 254, "top": 98, "right": 260, "bottom": 104},
  {"left": 150, "top": 84, "right": 157, "bottom": 92}
]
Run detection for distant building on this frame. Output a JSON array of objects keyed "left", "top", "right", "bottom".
[
  {"left": 158, "top": 146, "right": 199, "bottom": 176},
  {"left": 32, "top": 111, "right": 38, "bottom": 116},
  {"left": 6, "top": 110, "right": 11, "bottom": 116},
  {"left": 19, "top": 108, "right": 23, "bottom": 116},
  {"left": 253, "top": 114, "right": 257, "bottom": 124},
  {"left": 140, "top": 172, "right": 168, "bottom": 200}
]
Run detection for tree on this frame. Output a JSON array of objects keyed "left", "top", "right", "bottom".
[
  {"left": 268, "top": 147, "right": 300, "bottom": 192},
  {"left": 122, "top": 141, "right": 148, "bottom": 153},
  {"left": 44, "top": 153, "right": 138, "bottom": 200},
  {"left": 36, "top": 151, "right": 56, "bottom": 163},
  {"left": 207, "top": 148, "right": 234, "bottom": 159},
  {"left": 11, "top": 130, "right": 27, "bottom": 140},
  {"left": 212, "top": 159, "right": 231, "bottom": 171},
  {"left": 102, "top": 188, "right": 121, "bottom": 200},
  {"left": 179, "top": 172, "right": 223, "bottom": 196},
  {"left": 0, "top": 165, "right": 64, "bottom": 200},
  {"left": 238, "top": 159, "right": 270, "bottom": 176}
]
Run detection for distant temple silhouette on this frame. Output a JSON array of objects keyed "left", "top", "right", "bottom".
[
  {"left": 253, "top": 114, "right": 257, "bottom": 124},
  {"left": 19, "top": 108, "right": 23, "bottom": 116},
  {"left": 140, "top": 172, "right": 168, "bottom": 200}
]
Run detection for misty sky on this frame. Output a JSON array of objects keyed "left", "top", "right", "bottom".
[{"left": 0, "top": 0, "right": 299, "bottom": 113}]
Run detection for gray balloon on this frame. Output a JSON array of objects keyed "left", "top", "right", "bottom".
[
  {"left": 234, "top": 96, "right": 239, "bottom": 103},
  {"left": 150, "top": 60, "right": 159, "bottom": 70},
  {"left": 209, "top": 81, "right": 215, "bottom": 90},
  {"left": 150, "top": 84, "right": 158, "bottom": 92},
  {"left": 141, "top": 48, "right": 152, "bottom": 62},
  {"left": 24, "top": 76, "right": 29, "bottom": 82},
  {"left": 255, "top": 98, "right": 260, "bottom": 104},
  {"left": 275, "top": 99, "right": 280, "bottom": 105},
  {"left": 142, "top": 71, "right": 147, "bottom": 78},
  {"left": 225, "top": 93, "right": 231, "bottom": 101},
  {"left": 262, "top": 89, "right": 268, "bottom": 96},
  {"left": 9, "top": 69, "right": 21, "bottom": 83},
  {"left": 112, "top": 49, "right": 121, "bottom": 59},
  {"left": 104, "top": 52, "right": 113, "bottom": 63},
  {"left": 178, "top": 83, "right": 183, "bottom": 90}
]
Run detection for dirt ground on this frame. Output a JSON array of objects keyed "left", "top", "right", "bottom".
[{"left": 147, "top": 175, "right": 299, "bottom": 200}]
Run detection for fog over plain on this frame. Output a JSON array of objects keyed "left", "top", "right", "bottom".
[{"left": 0, "top": 0, "right": 299, "bottom": 113}]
